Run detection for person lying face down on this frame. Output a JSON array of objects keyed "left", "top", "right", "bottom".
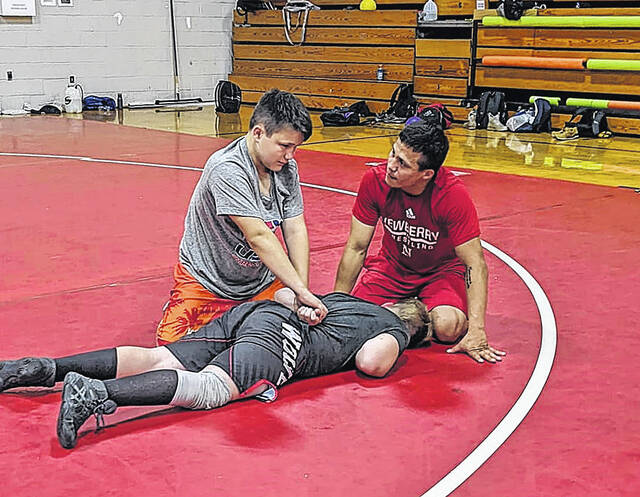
[{"left": 0, "top": 290, "right": 431, "bottom": 450}]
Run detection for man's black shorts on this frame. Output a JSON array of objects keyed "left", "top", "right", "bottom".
[{"left": 165, "top": 301, "right": 301, "bottom": 392}]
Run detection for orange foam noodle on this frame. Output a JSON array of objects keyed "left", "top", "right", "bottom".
[
  {"left": 607, "top": 100, "right": 640, "bottom": 111},
  {"left": 482, "top": 56, "right": 586, "bottom": 70}
]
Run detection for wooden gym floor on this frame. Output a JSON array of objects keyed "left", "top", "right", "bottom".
[{"left": 108, "top": 105, "right": 640, "bottom": 188}]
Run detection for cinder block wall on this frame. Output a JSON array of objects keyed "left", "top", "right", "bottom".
[{"left": 0, "top": 0, "right": 235, "bottom": 111}]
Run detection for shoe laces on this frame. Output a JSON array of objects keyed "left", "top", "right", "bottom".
[
  {"left": 66, "top": 375, "right": 117, "bottom": 431},
  {"left": 93, "top": 400, "right": 117, "bottom": 432}
]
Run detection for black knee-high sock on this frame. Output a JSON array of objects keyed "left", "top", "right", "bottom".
[
  {"left": 104, "top": 370, "right": 178, "bottom": 406},
  {"left": 54, "top": 348, "right": 117, "bottom": 382}
]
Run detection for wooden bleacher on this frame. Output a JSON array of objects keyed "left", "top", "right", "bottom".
[
  {"left": 229, "top": 1, "right": 640, "bottom": 134},
  {"left": 473, "top": 7, "right": 640, "bottom": 134},
  {"left": 231, "top": 3, "right": 416, "bottom": 114},
  {"left": 230, "top": 0, "right": 474, "bottom": 119}
]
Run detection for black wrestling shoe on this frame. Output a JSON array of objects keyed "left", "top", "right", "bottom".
[
  {"left": 0, "top": 357, "right": 56, "bottom": 392},
  {"left": 57, "top": 373, "right": 117, "bottom": 449}
]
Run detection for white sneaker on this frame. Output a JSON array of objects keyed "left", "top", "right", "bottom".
[
  {"left": 487, "top": 113, "right": 507, "bottom": 132},
  {"left": 465, "top": 109, "right": 477, "bottom": 130}
]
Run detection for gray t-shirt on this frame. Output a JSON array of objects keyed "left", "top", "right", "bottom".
[{"left": 179, "top": 136, "right": 304, "bottom": 299}]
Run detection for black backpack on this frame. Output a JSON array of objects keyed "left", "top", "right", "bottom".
[
  {"left": 497, "top": 0, "right": 526, "bottom": 20},
  {"left": 476, "top": 90, "right": 507, "bottom": 129},
  {"left": 320, "top": 101, "right": 372, "bottom": 127},
  {"left": 215, "top": 81, "right": 242, "bottom": 113},
  {"left": 531, "top": 98, "right": 551, "bottom": 133},
  {"left": 565, "top": 108, "right": 610, "bottom": 137},
  {"left": 388, "top": 84, "right": 418, "bottom": 119},
  {"left": 417, "top": 103, "right": 454, "bottom": 130},
  {"left": 30, "top": 104, "right": 62, "bottom": 115}
]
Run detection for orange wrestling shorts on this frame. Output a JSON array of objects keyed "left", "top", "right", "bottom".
[{"left": 156, "top": 262, "right": 285, "bottom": 345}]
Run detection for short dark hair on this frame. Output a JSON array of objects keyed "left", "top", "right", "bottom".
[
  {"left": 249, "top": 89, "right": 312, "bottom": 141},
  {"left": 398, "top": 121, "right": 449, "bottom": 173},
  {"left": 386, "top": 298, "right": 432, "bottom": 347}
]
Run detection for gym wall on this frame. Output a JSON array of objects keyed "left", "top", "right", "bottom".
[{"left": 0, "top": 1, "right": 235, "bottom": 111}]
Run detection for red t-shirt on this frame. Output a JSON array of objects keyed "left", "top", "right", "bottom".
[{"left": 352, "top": 165, "right": 480, "bottom": 275}]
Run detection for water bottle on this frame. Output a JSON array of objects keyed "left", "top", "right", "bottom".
[
  {"left": 420, "top": 0, "right": 438, "bottom": 22},
  {"left": 64, "top": 75, "right": 83, "bottom": 113},
  {"left": 376, "top": 64, "right": 384, "bottom": 81}
]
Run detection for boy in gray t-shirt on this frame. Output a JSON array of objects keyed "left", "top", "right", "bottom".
[
  {"left": 180, "top": 136, "right": 303, "bottom": 300},
  {"left": 157, "top": 89, "right": 328, "bottom": 344}
]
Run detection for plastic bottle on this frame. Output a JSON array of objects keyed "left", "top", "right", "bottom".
[
  {"left": 420, "top": 0, "right": 438, "bottom": 22},
  {"left": 376, "top": 64, "right": 384, "bottom": 81}
]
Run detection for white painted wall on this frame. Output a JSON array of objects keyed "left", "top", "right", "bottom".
[{"left": 0, "top": 0, "right": 235, "bottom": 111}]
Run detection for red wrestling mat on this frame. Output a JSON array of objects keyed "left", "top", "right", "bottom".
[{"left": 1, "top": 116, "right": 639, "bottom": 497}]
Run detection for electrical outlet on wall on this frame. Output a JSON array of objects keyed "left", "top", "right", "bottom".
[{"left": 7, "top": 71, "right": 13, "bottom": 81}]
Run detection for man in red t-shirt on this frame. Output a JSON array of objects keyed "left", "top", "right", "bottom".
[{"left": 334, "top": 122, "right": 505, "bottom": 363}]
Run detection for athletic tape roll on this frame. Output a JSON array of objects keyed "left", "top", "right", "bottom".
[{"left": 586, "top": 59, "right": 640, "bottom": 71}]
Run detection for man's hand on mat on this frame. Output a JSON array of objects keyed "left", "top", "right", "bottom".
[
  {"left": 447, "top": 329, "right": 506, "bottom": 364},
  {"left": 294, "top": 291, "right": 328, "bottom": 326}
]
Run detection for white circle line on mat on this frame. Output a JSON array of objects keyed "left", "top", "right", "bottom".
[
  {"left": 1, "top": 152, "right": 557, "bottom": 497},
  {"left": 296, "top": 184, "right": 557, "bottom": 497}
]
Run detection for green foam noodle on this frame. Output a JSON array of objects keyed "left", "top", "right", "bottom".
[
  {"left": 587, "top": 59, "right": 640, "bottom": 71},
  {"left": 518, "top": 16, "right": 582, "bottom": 27},
  {"left": 482, "top": 16, "right": 640, "bottom": 28},
  {"left": 566, "top": 98, "right": 610, "bottom": 109},
  {"left": 529, "top": 96, "right": 560, "bottom": 106}
]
